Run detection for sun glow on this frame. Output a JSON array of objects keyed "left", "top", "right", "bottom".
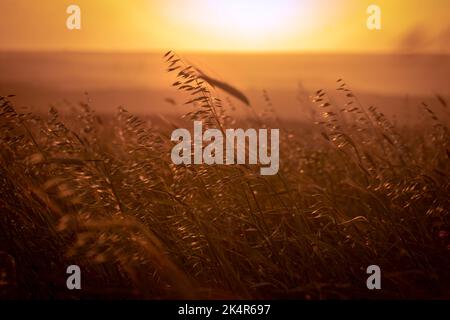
[
  {"left": 162, "top": 0, "right": 316, "bottom": 51},
  {"left": 198, "top": 0, "right": 300, "bottom": 37}
]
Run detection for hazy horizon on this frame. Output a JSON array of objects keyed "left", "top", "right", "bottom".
[
  {"left": 4, "top": 49, "right": 450, "bottom": 55},
  {"left": 2, "top": 51, "right": 449, "bottom": 123}
]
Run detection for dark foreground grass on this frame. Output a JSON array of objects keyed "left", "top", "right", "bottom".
[{"left": 0, "top": 54, "right": 449, "bottom": 299}]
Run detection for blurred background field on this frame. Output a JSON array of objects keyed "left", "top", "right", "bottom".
[{"left": 1, "top": 51, "right": 448, "bottom": 122}]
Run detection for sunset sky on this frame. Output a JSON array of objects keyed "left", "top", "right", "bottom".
[{"left": 1, "top": 0, "right": 449, "bottom": 53}]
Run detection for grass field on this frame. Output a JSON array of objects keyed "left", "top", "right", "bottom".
[{"left": 0, "top": 53, "right": 449, "bottom": 299}]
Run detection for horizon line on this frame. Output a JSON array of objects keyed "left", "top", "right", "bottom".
[{"left": 1, "top": 48, "right": 449, "bottom": 56}]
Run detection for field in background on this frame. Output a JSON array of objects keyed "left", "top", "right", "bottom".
[
  {"left": 0, "top": 52, "right": 449, "bottom": 299},
  {"left": 1, "top": 52, "right": 449, "bottom": 121}
]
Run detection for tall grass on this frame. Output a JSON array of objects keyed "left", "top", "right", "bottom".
[{"left": 0, "top": 53, "right": 449, "bottom": 299}]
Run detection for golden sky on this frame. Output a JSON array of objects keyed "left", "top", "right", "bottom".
[{"left": 1, "top": 0, "right": 449, "bottom": 52}]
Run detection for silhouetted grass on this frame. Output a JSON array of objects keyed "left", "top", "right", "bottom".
[{"left": 0, "top": 53, "right": 449, "bottom": 299}]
